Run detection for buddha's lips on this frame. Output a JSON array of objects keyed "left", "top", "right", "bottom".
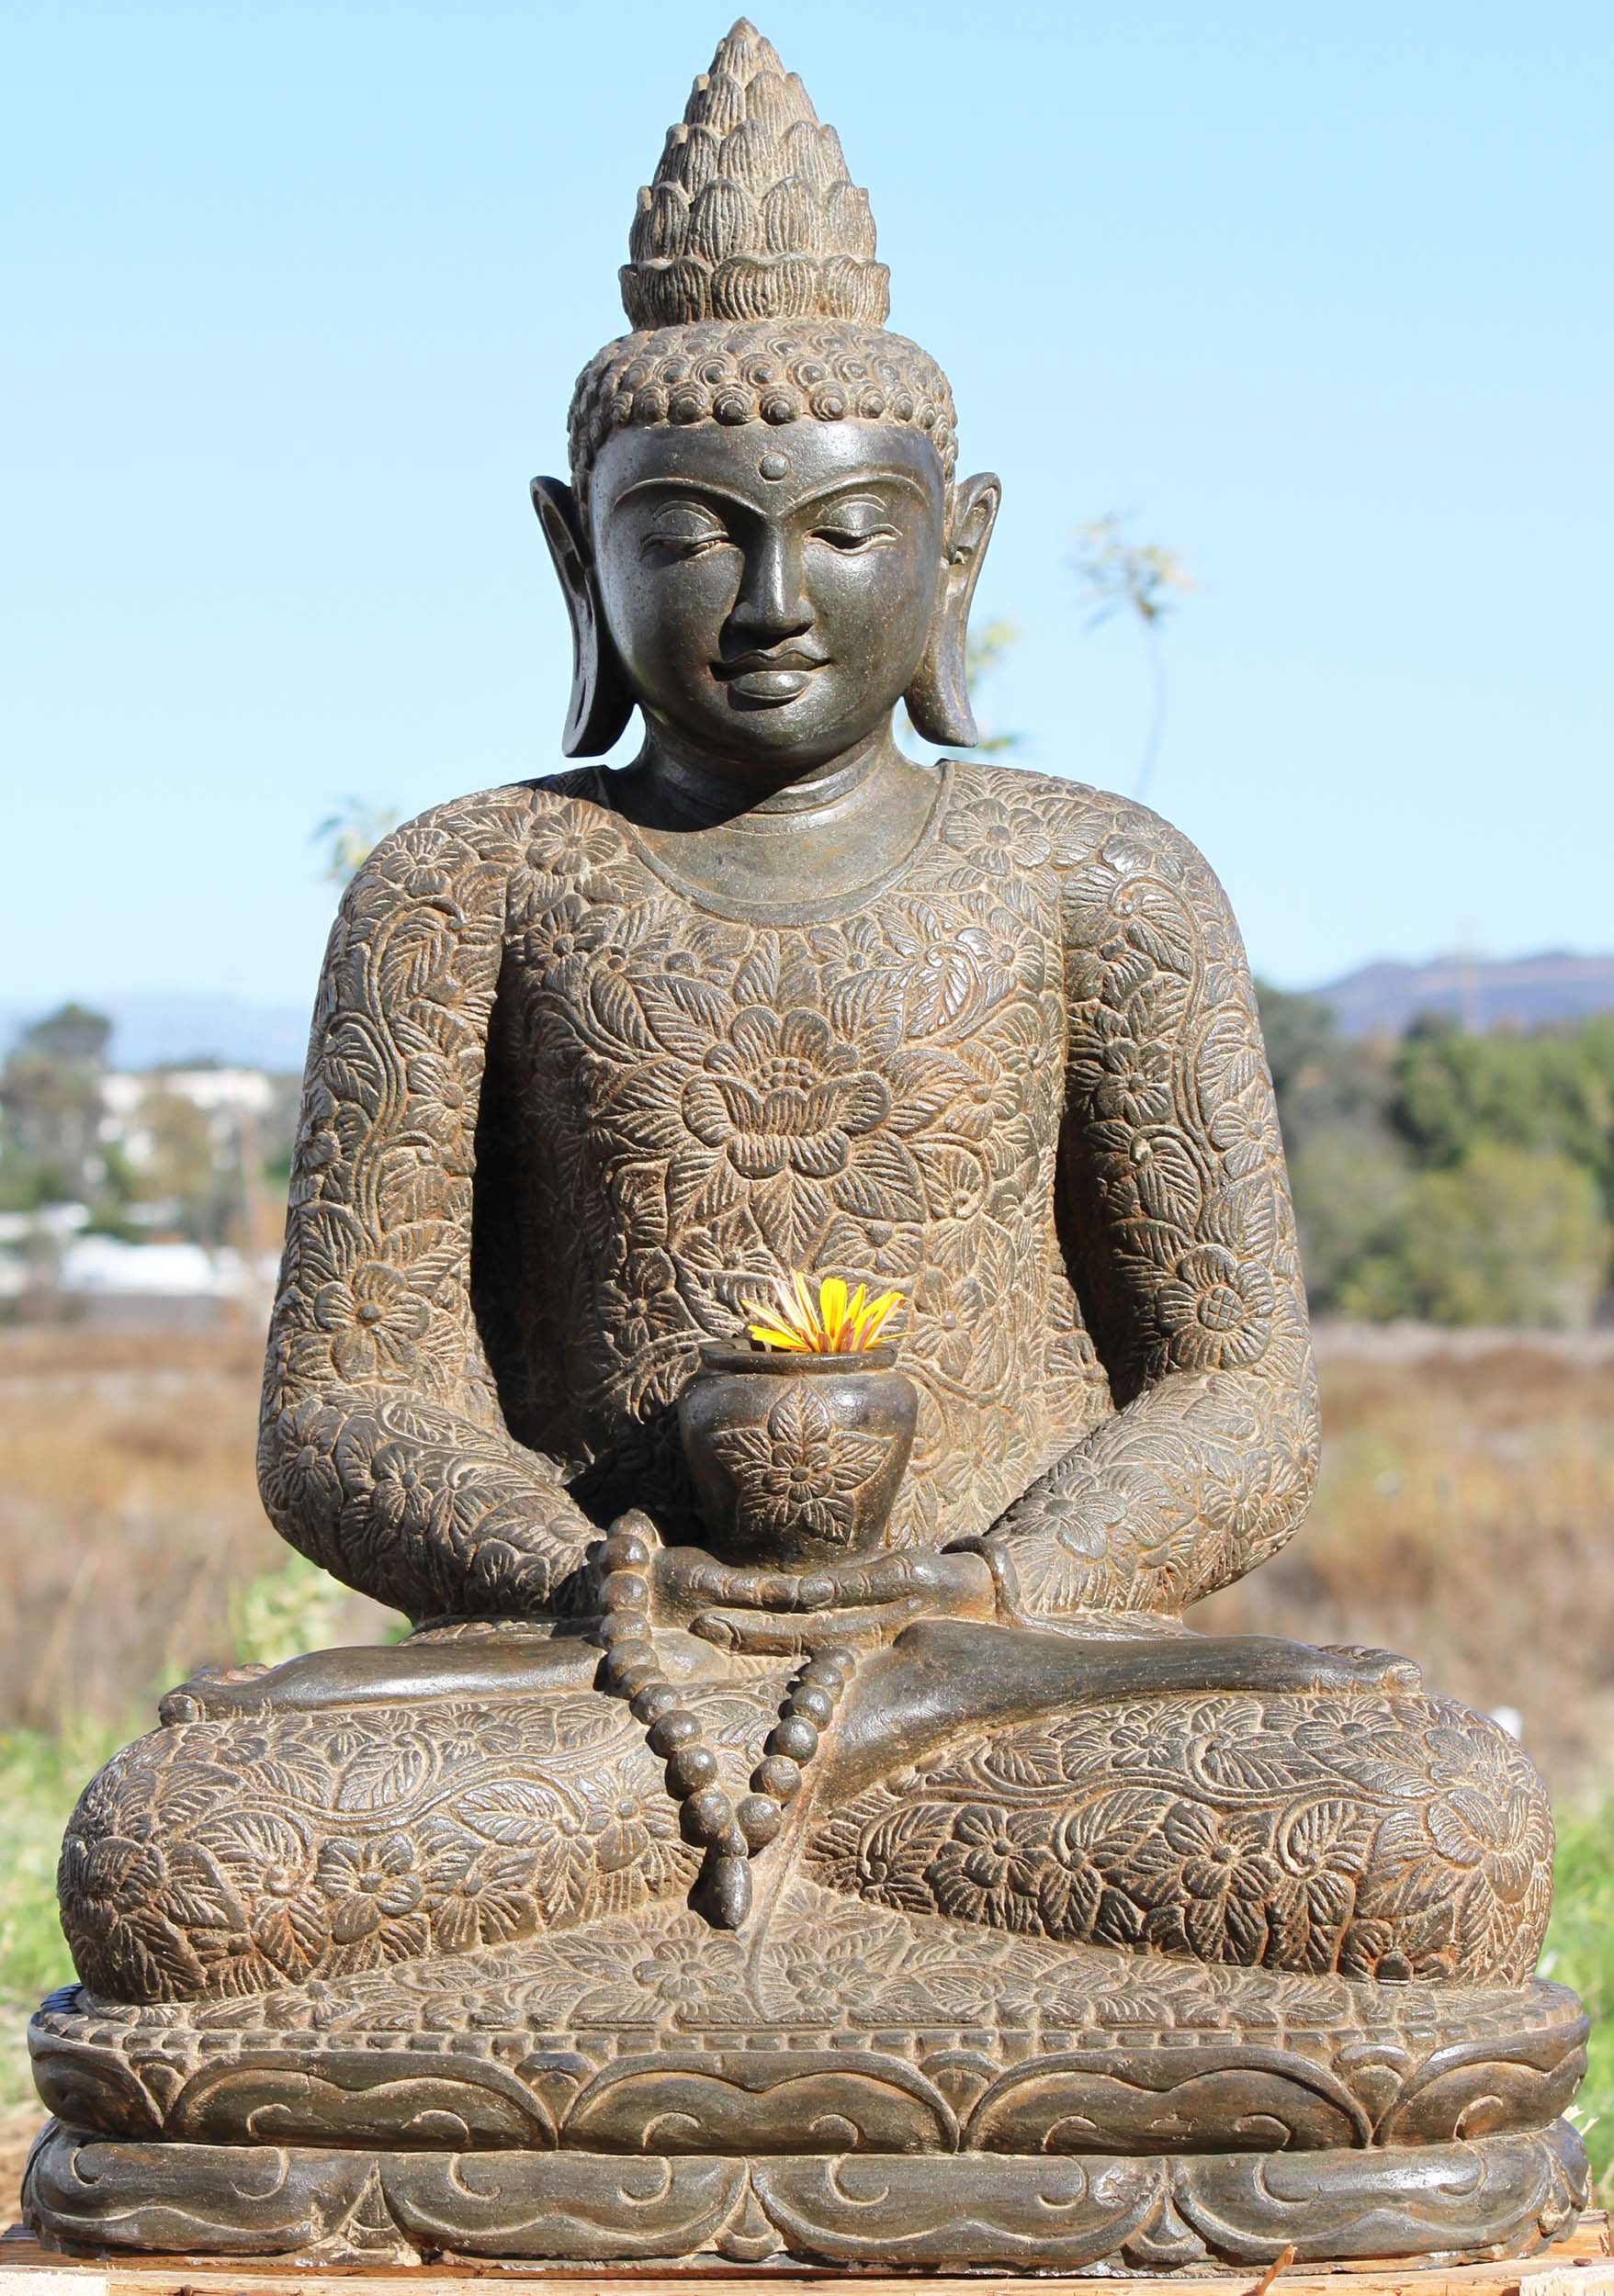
[{"left": 713, "top": 650, "right": 827, "bottom": 705}]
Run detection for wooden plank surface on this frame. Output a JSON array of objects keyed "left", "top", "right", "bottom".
[{"left": 0, "top": 2217, "right": 1608, "bottom": 2296}]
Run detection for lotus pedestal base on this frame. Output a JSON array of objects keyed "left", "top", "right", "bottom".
[{"left": 24, "top": 1885, "right": 1589, "bottom": 2269}]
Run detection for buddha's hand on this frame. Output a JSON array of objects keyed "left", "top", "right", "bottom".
[
  {"left": 597, "top": 1513, "right": 994, "bottom": 1651},
  {"left": 682, "top": 1548, "right": 996, "bottom": 1655}
]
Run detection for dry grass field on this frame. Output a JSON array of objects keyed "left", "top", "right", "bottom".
[
  {"left": 0, "top": 1318, "right": 1609, "bottom": 2215},
  {"left": 0, "top": 1322, "right": 392, "bottom": 1737},
  {"left": 1201, "top": 1325, "right": 1614, "bottom": 1798}
]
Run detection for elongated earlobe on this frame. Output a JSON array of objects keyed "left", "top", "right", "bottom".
[
  {"left": 903, "top": 472, "right": 1002, "bottom": 748},
  {"left": 531, "top": 478, "right": 635, "bottom": 757}
]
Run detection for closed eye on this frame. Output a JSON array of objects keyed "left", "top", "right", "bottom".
[
  {"left": 641, "top": 532, "right": 730, "bottom": 562},
  {"left": 811, "top": 522, "right": 899, "bottom": 553},
  {"left": 639, "top": 509, "right": 732, "bottom": 561}
]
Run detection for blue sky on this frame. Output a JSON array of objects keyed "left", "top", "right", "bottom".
[{"left": 6, "top": 0, "right": 1609, "bottom": 1019}]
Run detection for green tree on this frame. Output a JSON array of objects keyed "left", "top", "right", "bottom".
[
  {"left": 0, "top": 1003, "right": 113, "bottom": 1204},
  {"left": 1385, "top": 1145, "right": 1609, "bottom": 1328},
  {"left": 1392, "top": 1014, "right": 1614, "bottom": 1205},
  {"left": 1255, "top": 978, "right": 1400, "bottom": 1157},
  {"left": 1288, "top": 1123, "right": 1414, "bottom": 1313},
  {"left": 130, "top": 1086, "right": 238, "bottom": 1244}
]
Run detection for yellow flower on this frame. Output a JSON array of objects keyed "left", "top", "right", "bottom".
[{"left": 745, "top": 1268, "right": 903, "bottom": 1355}]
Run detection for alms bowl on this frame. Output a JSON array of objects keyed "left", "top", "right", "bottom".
[{"left": 678, "top": 1345, "right": 919, "bottom": 1570}]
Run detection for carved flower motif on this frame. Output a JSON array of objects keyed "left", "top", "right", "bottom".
[
  {"left": 908, "top": 1245, "right": 1013, "bottom": 1394},
  {"left": 289, "top": 1077, "right": 344, "bottom": 1202},
  {"left": 879, "top": 898, "right": 1022, "bottom": 1034},
  {"left": 366, "top": 1439, "right": 462, "bottom": 1543},
  {"left": 1372, "top": 1724, "right": 1550, "bottom": 1909},
  {"left": 612, "top": 1247, "right": 692, "bottom": 1358},
  {"left": 631, "top": 1924, "right": 746, "bottom": 2009},
  {"left": 710, "top": 1382, "right": 887, "bottom": 1547},
  {"left": 524, "top": 809, "right": 623, "bottom": 886},
  {"left": 418, "top": 1839, "right": 538, "bottom": 1953},
  {"left": 813, "top": 1801, "right": 953, "bottom": 1915},
  {"left": 526, "top": 892, "right": 620, "bottom": 983},
  {"left": 1067, "top": 1004, "right": 1175, "bottom": 1129},
  {"left": 257, "top": 1398, "right": 345, "bottom": 1533},
  {"left": 1065, "top": 843, "right": 1195, "bottom": 972},
  {"left": 818, "top": 1210, "right": 927, "bottom": 1286},
  {"left": 60, "top": 1830, "right": 200, "bottom": 1998},
  {"left": 1208, "top": 1086, "right": 1281, "bottom": 1178},
  {"left": 1045, "top": 1788, "right": 1176, "bottom": 1941},
  {"left": 310, "top": 1260, "right": 433, "bottom": 1383},
  {"left": 315, "top": 1831, "right": 431, "bottom": 1953},
  {"left": 579, "top": 1783, "right": 688, "bottom": 1896},
  {"left": 1156, "top": 1244, "right": 1274, "bottom": 1370},
  {"left": 403, "top": 1039, "right": 483, "bottom": 1164},
  {"left": 683, "top": 1006, "right": 889, "bottom": 1181},
  {"left": 1099, "top": 1121, "right": 1204, "bottom": 1227},
  {"left": 941, "top": 791, "right": 1053, "bottom": 877},
  {"left": 1119, "top": 1802, "right": 1284, "bottom": 1964},
  {"left": 924, "top": 1805, "right": 1064, "bottom": 1933},
  {"left": 1260, "top": 1797, "right": 1377, "bottom": 1970}
]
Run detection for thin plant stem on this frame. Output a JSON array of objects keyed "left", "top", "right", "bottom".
[{"left": 1136, "top": 613, "right": 1170, "bottom": 804}]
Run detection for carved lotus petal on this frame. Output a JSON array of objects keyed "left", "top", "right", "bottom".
[
  {"left": 629, "top": 180, "right": 689, "bottom": 264},
  {"left": 744, "top": 69, "right": 816, "bottom": 135},
  {"left": 824, "top": 181, "right": 876, "bottom": 260},
  {"left": 689, "top": 178, "right": 757, "bottom": 266},
  {"left": 711, "top": 254, "right": 819, "bottom": 322},
  {"left": 665, "top": 123, "right": 720, "bottom": 196},
  {"left": 763, "top": 178, "right": 825, "bottom": 256},
  {"left": 686, "top": 67, "right": 746, "bottom": 137},
  {"left": 717, "top": 118, "right": 781, "bottom": 194}
]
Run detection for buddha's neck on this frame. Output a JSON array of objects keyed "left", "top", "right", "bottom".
[
  {"left": 607, "top": 722, "right": 944, "bottom": 913},
  {"left": 635, "top": 722, "right": 903, "bottom": 833}
]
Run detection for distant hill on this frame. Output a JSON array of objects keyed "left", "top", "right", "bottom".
[
  {"left": 1315, "top": 952, "right": 1614, "bottom": 1039},
  {"left": 0, "top": 995, "right": 310, "bottom": 1074}
]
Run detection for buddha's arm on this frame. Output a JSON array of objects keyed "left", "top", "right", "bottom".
[
  {"left": 965, "top": 804, "right": 1320, "bottom": 1621},
  {"left": 257, "top": 792, "right": 599, "bottom": 1623}
]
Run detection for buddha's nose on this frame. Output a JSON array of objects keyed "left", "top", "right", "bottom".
[{"left": 728, "top": 529, "right": 812, "bottom": 646}]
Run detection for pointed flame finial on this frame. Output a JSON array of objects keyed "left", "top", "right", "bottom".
[{"left": 621, "top": 20, "right": 890, "bottom": 331}]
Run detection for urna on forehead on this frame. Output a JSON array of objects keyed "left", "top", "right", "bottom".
[
  {"left": 587, "top": 410, "right": 950, "bottom": 524},
  {"left": 568, "top": 20, "right": 959, "bottom": 504}
]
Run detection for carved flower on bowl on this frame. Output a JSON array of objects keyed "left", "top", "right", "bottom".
[
  {"left": 709, "top": 1381, "right": 887, "bottom": 1549},
  {"left": 679, "top": 1337, "right": 919, "bottom": 1568}
]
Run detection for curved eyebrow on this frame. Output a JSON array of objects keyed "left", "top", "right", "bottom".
[{"left": 611, "top": 469, "right": 931, "bottom": 518}]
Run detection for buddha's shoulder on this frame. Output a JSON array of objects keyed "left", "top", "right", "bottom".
[
  {"left": 946, "top": 758, "right": 1228, "bottom": 895},
  {"left": 360, "top": 772, "right": 604, "bottom": 883}
]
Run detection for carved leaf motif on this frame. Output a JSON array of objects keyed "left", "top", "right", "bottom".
[
  {"left": 333, "top": 1738, "right": 434, "bottom": 1815},
  {"left": 453, "top": 1779, "right": 577, "bottom": 1846}
]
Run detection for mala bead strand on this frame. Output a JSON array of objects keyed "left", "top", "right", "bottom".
[
  {"left": 743, "top": 1642, "right": 857, "bottom": 1840},
  {"left": 594, "top": 1532, "right": 860, "bottom": 1930}
]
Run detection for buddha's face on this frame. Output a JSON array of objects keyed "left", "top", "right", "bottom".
[{"left": 587, "top": 421, "right": 948, "bottom": 773}]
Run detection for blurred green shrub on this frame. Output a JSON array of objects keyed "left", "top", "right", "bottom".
[{"left": 1259, "top": 986, "right": 1614, "bottom": 1325}]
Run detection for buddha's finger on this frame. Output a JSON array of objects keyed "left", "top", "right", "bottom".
[
  {"left": 157, "top": 1663, "right": 271, "bottom": 1725},
  {"left": 824, "top": 1555, "right": 916, "bottom": 1606},
  {"left": 689, "top": 1601, "right": 921, "bottom": 1654}
]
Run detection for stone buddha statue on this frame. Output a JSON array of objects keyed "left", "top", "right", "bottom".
[{"left": 27, "top": 22, "right": 1587, "bottom": 2271}]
